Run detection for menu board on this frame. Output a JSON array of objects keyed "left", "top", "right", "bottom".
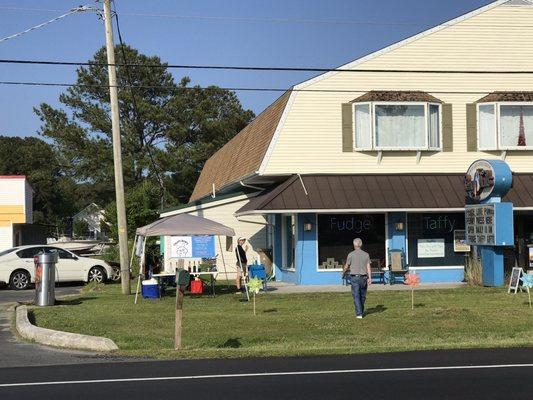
[{"left": 465, "top": 205, "right": 495, "bottom": 245}]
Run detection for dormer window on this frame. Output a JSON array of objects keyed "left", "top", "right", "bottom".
[
  {"left": 477, "top": 93, "right": 533, "bottom": 150},
  {"left": 351, "top": 91, "right": 443, "bottom": 151}
]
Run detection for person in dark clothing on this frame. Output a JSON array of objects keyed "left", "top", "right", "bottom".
[
  {"left": 342, "top": 238, "right": 372, "bottom": 318},
  {"left": 235, "top": 237, "right": 248, "bottom": 292}
]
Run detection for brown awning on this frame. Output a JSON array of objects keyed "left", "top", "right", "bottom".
[
  {"left": 477, "top": 92, "right": 533, "bottom": 103},
  {"left": 236, "top": 174, "right": 533, "bottom": 215},
  {"left": 351, "top": 91, "right": 443, "bottom": 103}
]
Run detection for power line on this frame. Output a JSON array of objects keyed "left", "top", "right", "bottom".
[
  {"left": 0, "top": 5, "right": 457, "bottom": 27},
  {"left": 0, "top": 4, "right": 96, "bottom": 43},
  {"left": 2, "top": 4, "right": 533, "bottom": 29},
  {"left": 2, "top": 58, "right": 533, "bottom": 75},
  {"left": 0, "top": 80, "right": 504, "bottom": 95}
]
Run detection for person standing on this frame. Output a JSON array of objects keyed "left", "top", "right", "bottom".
[
  {"left": 235, "top": 237, "right": 248, "bottom": 292},
  {"left": 342, "top": 238, "right": 372, "bottom": 318}
]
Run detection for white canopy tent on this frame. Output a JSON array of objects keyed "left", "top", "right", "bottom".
[{"left": 132, "top": 213, "right": 236, "bottom": 303}]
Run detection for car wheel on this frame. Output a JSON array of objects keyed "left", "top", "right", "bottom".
[
  {"left": 88, "top": 266, "right": 107, "bottom": 284},
  {"left": 110, "top": 265, "right": 121, "bottom": 282},
  {"left": 10, "top": 270, "right": 31, "bottom": 290}
]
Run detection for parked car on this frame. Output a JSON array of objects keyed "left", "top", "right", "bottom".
[{"left": 0, "top": 245, "right": 114, "bottom": 290}]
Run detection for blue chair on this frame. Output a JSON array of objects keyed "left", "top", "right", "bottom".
[{"left": 249, "top": 264, "right": 268, "bottom": 291}]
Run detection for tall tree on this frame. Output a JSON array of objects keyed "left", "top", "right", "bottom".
[
  {"left": 0, "top": 136, "right": 78, "bottom": 227},
  {"left": 35, "top": 44, "right": 254, "bottom": 207}
]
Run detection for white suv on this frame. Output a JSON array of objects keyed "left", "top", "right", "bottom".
[{"left": 0, "top": 245, "right": 114, "bottom": 290}]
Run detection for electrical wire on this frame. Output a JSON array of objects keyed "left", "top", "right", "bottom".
[
  {"left": 0, "top": 80, "right": 506, "bottom": 95},
  {"left": 2, "top": 58, "right": 533, "bottom": 75},
  {"left": 1, "top": 4, "right": 532, "bottom": 29},
  {"left": 0, "top": 4, "right": 96, "bottom": 43}
]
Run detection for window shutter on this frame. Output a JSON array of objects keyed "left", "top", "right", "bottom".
[
  {"left": 341, "top": 103, "right": 354, "bottom": 152},
  {"left": 466, "top": 103, "right": 478, "bottom": 152},
  {"left": 441, "top": 104, "right": 453, "bottom": 152}
]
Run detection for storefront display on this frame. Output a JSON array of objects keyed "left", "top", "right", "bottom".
[
  {"left": 318, "top": 214, "right": 385, "bottom": 270},
  {"left": 407, "top": 213, "right": 465, "bottom": 267}
]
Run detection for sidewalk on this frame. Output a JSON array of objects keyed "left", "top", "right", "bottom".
[{"left": 266, "top": 281, "right": 466, "bottom": 294}]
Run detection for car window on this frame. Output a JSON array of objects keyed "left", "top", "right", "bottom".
[
  {"left": 16, "top": 247, "right": 45, "bottom": 259},
  {"left": 46, "top": 248, "right": 75, "bottom": 259},
  {"left": 0, "top": 248, "right": 17, "bottom": 257}
]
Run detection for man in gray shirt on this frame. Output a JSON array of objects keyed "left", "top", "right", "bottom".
[{"left": 342, "top": 238, "right": 372, "bottom": 318}]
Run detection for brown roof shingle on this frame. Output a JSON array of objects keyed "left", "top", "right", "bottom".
[
  {"left": 351, "top": 90, "right": 443, "bottom": 103},
  {"left": 189, "top": 91, "right": 291, "bottom": 202},
  {"left": 236, "top": 173, "right": 533, "bottom": 214},
  {"left": 477, "top": 91, "right": 533, "bottom": 102}
]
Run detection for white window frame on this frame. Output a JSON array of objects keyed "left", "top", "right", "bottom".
[
  {"left": 477, "top": 103, "right": 498, "bottom": 151},
  {"left": 352, "top": 102, "right": 373, "bottom": 151},
  {"left": 352, "top": 102, "right": 442, "bottom": 152},
  {"left": 477, "top": 102, "right": 533, "bottom": 151}
]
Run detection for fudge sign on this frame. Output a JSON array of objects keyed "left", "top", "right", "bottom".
[{"left": 464, "top": 159, "right": 512, "bottom": 203}]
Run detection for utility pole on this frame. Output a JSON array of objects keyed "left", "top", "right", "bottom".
[{"left": 103, "top": 0, "right": 130, "bottom": 294}]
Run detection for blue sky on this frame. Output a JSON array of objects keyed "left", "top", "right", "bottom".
[{"left": 0, "top": 0, "right": 493, "bottom": 137}]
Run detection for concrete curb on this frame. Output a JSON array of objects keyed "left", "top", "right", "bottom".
[{"left": 16, "top": 305, "right": 118, "bottom": 352}]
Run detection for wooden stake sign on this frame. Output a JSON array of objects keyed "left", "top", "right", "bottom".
[{"left": 175, "top": 269, "right": 190, "bottom": 349}]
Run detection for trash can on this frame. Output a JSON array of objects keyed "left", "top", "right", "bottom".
[{"left": 34, "top": 252, "right": 57, "bottom": 306}]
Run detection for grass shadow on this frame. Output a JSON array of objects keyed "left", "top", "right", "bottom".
[
  {"left": 414, "top": 303, "right": 426, "bottom": 308},
  {"left": 263, "top": 308, "right": 278, "bottom": 313},
  {"left": 218, "top": 338, "right": 242, "bottom": 348},
  {"left": 54, "top": 296, "right": 98, "bottom": 306}
]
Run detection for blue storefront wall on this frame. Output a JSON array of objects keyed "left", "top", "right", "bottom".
[{"left": 273, "top": 212, "right": 465, "bottom": 285}]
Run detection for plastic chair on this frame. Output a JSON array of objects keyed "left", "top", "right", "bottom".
[
  {"left": 248, "top": 264, "right": 268, "bottom": 291},
  {"left": 388, "top": 249, "right": 408, "bottom": 285}
]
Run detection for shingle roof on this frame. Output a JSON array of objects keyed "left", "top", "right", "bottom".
[
  {"left": 351, "top": 91, "right": 443, "bottom": 103},
  {"left": 236, "top": 173, "right": 533, "bottom": 214},
  {"left": 477, "top": 92, "right": 533, "bottom": 102},
  {"left": 189, "top": 90, "right": 291, "bottom": 202}
]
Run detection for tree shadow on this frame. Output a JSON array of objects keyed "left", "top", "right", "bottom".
[
  {"left": 365, "top": 304, "right": 387, "bottom": 315},
  {"left": 218, "top": 338, "right": 242, "bottom": 348}
]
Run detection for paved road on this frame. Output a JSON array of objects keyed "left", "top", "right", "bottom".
[{"left": 0, "top": 348, "right": 531, "bottom": 399}]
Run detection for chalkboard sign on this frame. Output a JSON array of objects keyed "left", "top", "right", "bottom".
[{"left": 508, "top": 267, "right": 523, "bottom": 294}]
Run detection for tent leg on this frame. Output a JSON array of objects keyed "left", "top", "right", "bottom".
[
  {"left": 131, "top": 235, "right": 140, "bottom": 304},
  {"left": 218, "top": 236, "right": 230, "bottom": 290}
]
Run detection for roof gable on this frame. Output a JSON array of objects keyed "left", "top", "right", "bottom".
[{"left": 190, "top": 90, "right": 291, "bottom": 202}]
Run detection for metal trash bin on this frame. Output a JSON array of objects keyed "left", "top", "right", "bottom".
[{"left": 34, "top": 252, "right": 57, "bottom": 306}]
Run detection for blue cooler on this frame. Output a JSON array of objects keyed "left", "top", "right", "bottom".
[{"left": 141, "top": 279, "right": 160, "bottom": 299}]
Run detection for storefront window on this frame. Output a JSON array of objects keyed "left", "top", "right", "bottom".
[
  {"left": 318, "top": 214, "right": 385, "bottom": 270},
  {"left": 407, "top": 213, "right": 465, "bottom": 267},
  {"left": 281, "top": 214, "right": 295, "bottom": 270}
]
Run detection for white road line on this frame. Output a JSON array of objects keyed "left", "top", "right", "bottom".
[{"left": 0, "top": 364, "right": 532, "bottom": 388}]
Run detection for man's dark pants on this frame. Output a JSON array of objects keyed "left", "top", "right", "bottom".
[{"left": 350, "top": 275, "right": 368, "bottom": 316}]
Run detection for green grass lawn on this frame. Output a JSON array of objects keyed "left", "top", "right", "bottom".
[{"left": 31, "top": 284, "right": 533, "bottom": 359}]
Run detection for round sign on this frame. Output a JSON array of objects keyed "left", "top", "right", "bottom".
[{"left": 465, "top": 159, "right": 512, "bottom": 202}]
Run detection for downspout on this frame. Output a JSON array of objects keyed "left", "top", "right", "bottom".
[{"left": 239, "top": 180, "right": 264, "bottom": 191}]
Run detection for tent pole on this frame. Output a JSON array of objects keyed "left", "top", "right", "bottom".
[
  {"left": 132, "top": 235, "right": 140, "bottom": 304},
  {"left": 218, "top": 236, "right": 230, "bottom": 290}
]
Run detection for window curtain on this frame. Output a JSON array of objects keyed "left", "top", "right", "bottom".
[
  {"left": 500, "top": 105, "right": 533, "bottom": 147},
  {"left": 478, "top": 104, "right": 497, "bottom": 150},
  {"left": 375, "top": 105, "right": 425, "bottom": 148},
  {"left": 354, "top": 104, "right": 372, "bottom": 149}
]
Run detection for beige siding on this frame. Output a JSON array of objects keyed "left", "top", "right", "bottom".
[
  {"left": 263, "top": 4, "right": 533, "bottom": 175},
  {"left": 162, "top": 198, "right": 269, "bottom": 279}
]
